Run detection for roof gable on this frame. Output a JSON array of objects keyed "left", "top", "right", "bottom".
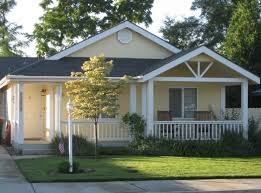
[
  {"left": 47, "top": 21, "right": 181, "bottom": 60},
  {"left": 142, "top": 46, "right": 260, "bottom": 84}
]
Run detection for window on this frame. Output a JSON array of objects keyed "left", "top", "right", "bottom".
[{"left": 169, "top": 88, "right": 197, "bottom": 118}]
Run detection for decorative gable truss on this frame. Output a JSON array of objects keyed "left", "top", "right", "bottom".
[
  {"left": 185, "top": 61, "right": 213, "bottom": 78},
  {"left": 142, "top": 46, "right": 260, "bottom": 84}
]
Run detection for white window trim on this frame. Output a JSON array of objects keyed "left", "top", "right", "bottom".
[{"left": 169, "top": 87, "right": 198, "bottom": 118}]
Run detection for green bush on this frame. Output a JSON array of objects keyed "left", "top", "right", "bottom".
[
  {"left": 98, "top": 146, "right": 130, "bottom": 155},
  {"left": 52, "top": 135, "right": 95, "bottom": 156},
  {"left": 122, "top": 113, "right": 145, "bottom": 140},
  {"left": 129, "top": 130, "right": 255, "bottom": 157},
  {"left": 249, "top": 117, "right": 261, "bottom": 154},
  {"left": 58, "top": 161, "right": 80, "bottom": 173},
  {"left": 220, "top": 130, "right": 254, "bottom": 156}
]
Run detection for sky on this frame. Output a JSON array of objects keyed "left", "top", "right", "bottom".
[{"left": 8, "top": 0, "right": 198, "bottom": 56}]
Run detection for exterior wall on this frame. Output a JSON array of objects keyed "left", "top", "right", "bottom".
[
  {"left": 154, "top": 82, "right": 222, "bottom": 120},
  {"left": 61, "top": 83, "right": 140, "bottom": 120},
  {"left": 68, "top": 31, "right": 173, "bottom": 59}
]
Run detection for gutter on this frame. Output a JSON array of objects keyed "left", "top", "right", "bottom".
[{"left": 0, "top": 75, "right": 144, "bottom": 89}]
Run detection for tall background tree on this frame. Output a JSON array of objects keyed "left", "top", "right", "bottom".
[
  {"left": 65, "top": 56, "right": 127, "bottom": 157},
  {"left": 33, "top": 0, "right": 154, "bottom": 57},
  {"left": 0, "top": 0, "right": 28, "bottom": 56},
  {"left": 220, "top": 0, "right": 261, "bottom": 73},
  {"left": 160, "top": 0, "right": 261, "bottom": 73}
]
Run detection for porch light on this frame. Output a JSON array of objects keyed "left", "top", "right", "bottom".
[{"left": 40, "top": 89, "right": 47, "bottom": 96}]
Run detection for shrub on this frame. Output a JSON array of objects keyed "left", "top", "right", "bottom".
[
  {"left": 220, "top": 130, "right": 254, "bottom": 156},
  {"left": 98, "top": 146, "right": 130, "bottom": 155},
  {"left": 248, "top": 117, "right": 261, "bottom": 154},
  {"left": 58, "top": 161, "right": 80, "bottom": 173},
  {"left": 129, "top": 130, "right": 255, "bottom": 157},
  {"left": 122, "top": 113, "right": 146, "bottom": 140},
  {"left": 52, "top": 135, "right": 95, "bottom": 156}
]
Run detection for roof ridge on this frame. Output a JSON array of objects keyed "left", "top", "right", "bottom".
[{"left": 10, "top": 58, "right": 44, "bottom": 75}]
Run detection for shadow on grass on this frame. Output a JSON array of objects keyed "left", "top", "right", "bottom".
[{"left": 15, "top": 155, "right": 261, "bottom": 183}]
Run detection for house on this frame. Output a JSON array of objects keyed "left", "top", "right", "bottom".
[{"left": 0, "top": 21, "right": 260, "bottom": 153}]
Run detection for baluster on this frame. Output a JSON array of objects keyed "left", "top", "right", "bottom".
[
  {"left": 208, "top": 123, "right": 211, "bottom": 140},
  {"left": 173, "top": 124, "right": 176, "bottom": 139},
  {"left": 170, "top": 123, "right": 173, "bottom": 139},
  {"left": 215, "top": 123, "right": 217, "bottom": 140}
]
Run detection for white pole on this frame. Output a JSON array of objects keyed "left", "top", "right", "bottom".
[{"left": 66, "top": 99, "right": 73, "bottom": 173}]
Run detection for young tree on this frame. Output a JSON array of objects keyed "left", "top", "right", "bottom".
[
  {"left": 220, "top": 0, "right": 261, "bottom": 72},
  {"left": 65, "top": 56, "right": 128, "bottom": 157},
  {"left": 33, "top": 0, "right": 154, "bottom": 57},
  {"left": 0, "top": 0, "right": 28, "bottom": 56}
]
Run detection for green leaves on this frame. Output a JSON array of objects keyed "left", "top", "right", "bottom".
[
  {"left": 65, "top": 55, "right": 127, "bottom": 121},
  {"left": 220, "top": 0, "right": 261, "bottom": 72},
  {"left": 33, "top": 0, "right": 154, "bottom": 57},
  {"left": 0, "top": 0, "right": 29, "bottom": 56}
]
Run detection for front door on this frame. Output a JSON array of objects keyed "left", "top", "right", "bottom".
[{"left": 24, "top": 85, "right": 44, "bottom": 139}]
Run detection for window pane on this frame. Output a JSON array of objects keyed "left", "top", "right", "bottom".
[
  {"left": 184, "top": 88, "right": 197, "bottom": 118},
  {"left": 169, "top": 88, "right": 182, "bottom": 118}
]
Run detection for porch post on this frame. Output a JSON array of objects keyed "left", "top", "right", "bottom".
[
  {"left": 130, "top": 84, "right": 137, "bottom": 113},
  {"left": 141, "top": 83, "right": 147, "bottom": 119},
  {"left": 241, "top": 80, "right": 248, "bottom": 139},
  {"left": 220, "top": 86, "right": 226, "bottom": 119},
  {"left": 55, "top": 84, "right": 62, "bottom": 137},
  {"left": 146, "top": 79, "right": 154, "bottom": 136},
  {"left": 16, "top": 83, "right": 24, "bottom": 145}
]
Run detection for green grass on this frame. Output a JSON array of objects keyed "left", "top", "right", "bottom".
[{"left": 16, "top": 156, "right": 261, "bottom": 182}]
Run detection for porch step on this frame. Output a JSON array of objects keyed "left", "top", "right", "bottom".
[{"left": 22, "top": 143, "right": 55, "bottom": 155}]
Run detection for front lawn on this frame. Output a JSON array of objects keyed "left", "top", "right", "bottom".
[{"left": 16, "top": 156, "right": 261, "bottom": 182}]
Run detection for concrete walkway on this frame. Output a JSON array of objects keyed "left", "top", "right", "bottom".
[
  {"left": 0, "top": 146, "right": 34, "bottom": 193},
  {"left": 0, "top": 145, "right": 261, "bottom": 193},
  {"left": 32, "top": 179, "right": 261, "bottom": 193}
]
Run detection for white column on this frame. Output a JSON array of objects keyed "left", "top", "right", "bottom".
[
  {"left": 55, "top": 84, "right": 62, "bottom": 137},
  {"left": 241, "top": 80, "right": 248, "bottom": 139},
  {"left": 130, "top": 84, "right": 137, "bottom": 113},
  {"left": 220, "top": 86, "right": 226, "bottom": 119},
  {"left": 141, "top": 83, "right": 147, "bottom": 119},
  {"left": 46, "top": 91, "right": 54, "bottom": 142},
  {"left": 146, "top": 79, "right": 154, "bottom": 136},
  {"left": 16, "top": 83, "right": 24, "bottom": 145}
]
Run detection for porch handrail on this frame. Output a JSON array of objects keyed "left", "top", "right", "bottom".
[
  {"left": 153, "top": 120, "right": 243, "bottom": 140},
  {"left": 154, "top": 120, "right": 243, "bottom": 124},
  {"left": 60, "top": 118, "right": 130, "bottom": 141}
]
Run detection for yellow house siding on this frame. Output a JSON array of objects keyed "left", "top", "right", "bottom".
[{"left": 68, "top": 31, "right": 173, "bottom": 59}]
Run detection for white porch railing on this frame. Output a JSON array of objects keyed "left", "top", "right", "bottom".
[
  {"left": 153, "top": 121, "right": 243, "bottom": 140},
  {"left": 61, "top": 119, "right": 130, "bottom": 141}
]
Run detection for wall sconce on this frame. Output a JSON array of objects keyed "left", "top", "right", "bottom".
[{"left": 40, "top": 89, "right": 47, "bottom": 96}]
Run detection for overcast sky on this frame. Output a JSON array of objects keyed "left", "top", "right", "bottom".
[{"left": 8, "top": 0, "right": 198, "bottom": 56}]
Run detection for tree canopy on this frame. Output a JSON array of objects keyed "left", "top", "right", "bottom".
[
  {"left": 160, "top": 0, "right": 261, "bottom": 73},
  {"left": 65, "top": 56, "right": 128, "bottom": 156},
  {"left": 0, "top": 0, "right": 28, "bottom": 56},
  {"left": 220, "top": 0, "right": 261, "bottom": 72},
  {"left": 33, "top": 0, "right": 154, "bottom": 57}
]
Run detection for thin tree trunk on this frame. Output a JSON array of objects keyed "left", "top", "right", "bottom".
[{"left": 94, "top": 121, "right": 98, "bottom": 159}]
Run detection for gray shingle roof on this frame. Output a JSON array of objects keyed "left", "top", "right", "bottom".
[
  {"left": 12, "top": 57, "right": 161, "bottom": 77},
  {"left": 0, "top": 57, "right": 38, "bottom": 79}
]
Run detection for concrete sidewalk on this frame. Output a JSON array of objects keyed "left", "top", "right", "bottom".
[
  {"left": 0, "top": 146, "right": 34, "bottom": 193},
  {"left": 1, "top": 145, "right": 261, "bottom": 193},
  {"left": 32, "top": 179, "right": 261, "bottom": 193}
]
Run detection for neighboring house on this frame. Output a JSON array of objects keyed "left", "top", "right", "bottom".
[{"left": 0, "top": 21, "right": 260, "bottom": 153}]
